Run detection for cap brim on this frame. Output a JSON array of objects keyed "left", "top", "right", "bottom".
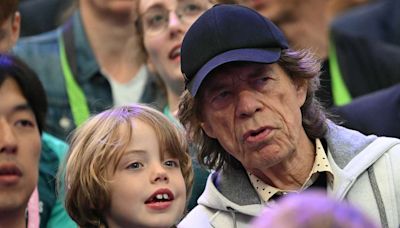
[{"left": 187, "top": 48, "right": 281, "bottom": 96}]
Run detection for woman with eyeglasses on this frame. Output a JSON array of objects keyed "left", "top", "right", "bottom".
[{"left": 136, "top": 0, "right": 214, "bottom": 212}]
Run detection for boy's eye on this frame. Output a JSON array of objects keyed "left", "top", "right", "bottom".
[
  {"left": 127, "top": 162, "right": 143, "bottom": 170},
  {"left": 164, "top": 160, "right": 179, "bottom": 168}
]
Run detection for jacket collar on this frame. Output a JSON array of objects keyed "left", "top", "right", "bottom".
[{"left": 63, "top": 11, "right": 100, "bottom": 84}]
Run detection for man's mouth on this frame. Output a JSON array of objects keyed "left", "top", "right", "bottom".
[
  {"left": 242, "top": 127, "right": 272, "bottom": 143},
  {"left": 0, "top": 163, "right": 22, "bottom": 185}
]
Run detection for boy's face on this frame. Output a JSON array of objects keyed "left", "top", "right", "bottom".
[
  {"left": 0, "top": 77, "right": 41, "bottom": 215},
  {"left": 106, "top": 118, "right": 186, "bottom": 227},
  {"left": 0, "top": 13, "right": 20, "bottom": 52}
]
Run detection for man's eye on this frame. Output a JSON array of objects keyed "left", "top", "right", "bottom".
[
  {"left": 217, "top": 91, "right": 231, "bottom": 99},
  {"left": 253, "top": 76, "right": 271, "bottom": 89},
  {"left": 164, "top": 160, "right": 179, "bottom": 168},
  {"left": 257, "top": 77, "right": 269, "bottom": 83},
  {"left": 127, "top": 162, "right": 143, "bottom": 170},
  {"left": 15, "top": 119, "right": 34, "bottom": 128}
]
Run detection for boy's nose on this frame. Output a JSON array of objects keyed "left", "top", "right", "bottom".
[{"left": 151, "top": 165, "right": 169, "bottom": 183}]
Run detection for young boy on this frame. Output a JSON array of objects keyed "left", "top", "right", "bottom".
[{"left": 63, "top": 104, "right": 193, "bottom": 227}]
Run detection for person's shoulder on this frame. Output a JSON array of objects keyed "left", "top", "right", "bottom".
[
  {"left": 13, "top": 27, "right": 62, "bottom": 63},
  {"left": 41, "top": 132, "right": 69, "bottom": 161},
  {"left": 331, "top": 1, "right": 386, "bottom": 39},
  {"left": 330, "top": 85, "right": 400, "bottom": 137},
  {"left": 178, "top": 205, "right": 215, "bottom": 228},
  {"left": 16, "top": 28, "right": 61, "bottom": 48},
  {"left": 333, "top": 85, "right": 398, "bottom": 117}
]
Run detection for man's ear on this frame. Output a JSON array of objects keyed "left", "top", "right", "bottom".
[
  {"left": 10, "top": 12, "right": 20, "bottom": 47},
  {"left": 295, "top": 79, "right": 308, "bottom": 107},
  {"left": 200, "top": 121, "right": 217, "bottom": 139}
]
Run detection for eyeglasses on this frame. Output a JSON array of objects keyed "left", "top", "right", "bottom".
[{"left": 138, "top": 0, "right": 211, "bottom": 37}]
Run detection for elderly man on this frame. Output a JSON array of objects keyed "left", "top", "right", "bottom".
[{"left": 177, "top": 4, "right": 400, "bottom": 228}]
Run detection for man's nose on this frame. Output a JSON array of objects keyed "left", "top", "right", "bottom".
[
  {"left": 235, "top": 90, "right": 263, "bottom": 118},
  {"left": 0, "top": 119, "right": 17, "bottom": 154}
]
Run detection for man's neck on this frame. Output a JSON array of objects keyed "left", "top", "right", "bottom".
[
  {"left": 80, "top": 6, "right": 143, "bottom": 83},
  {"left": 279, "top": 0, "right": 332, "bottom": 59},
  {"left": 0, "top": 209, "right": 26, "bottom": 228},
  {"left": 250, "top": 132, "right": 316, "bottom": 191}
]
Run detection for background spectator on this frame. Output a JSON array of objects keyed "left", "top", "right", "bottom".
[
  {"left": 0, "top": 54, "right": 44, "bottom": 228},
  {"left": 13, "top": 0, "right": 166, "bottom": 140}
]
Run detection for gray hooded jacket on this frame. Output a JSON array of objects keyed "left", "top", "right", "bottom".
[{"left": 179, "top": 123, "right": 400, "bottom": 228}]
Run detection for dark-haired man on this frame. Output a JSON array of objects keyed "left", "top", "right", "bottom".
[{"left": 0, "top": 54, "right": 44, "bottom": 228}]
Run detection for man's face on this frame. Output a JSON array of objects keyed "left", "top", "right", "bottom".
[
  {"left": 199, "top": 63, "right": 307, "bottom": 173},
  {"left": 0, "top": 77, "right": 41, "bottom": 215},
  {"left": 0, "top": 13, "right": 20, "bottom": 52}
]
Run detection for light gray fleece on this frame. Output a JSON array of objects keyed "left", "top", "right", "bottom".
[{"left": 178, "top": 122, "right": 400, "bottom": 228}]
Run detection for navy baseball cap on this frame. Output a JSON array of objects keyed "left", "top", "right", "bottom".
[{"left": 181, "top": 4, "right": 289, "bottom": 96}]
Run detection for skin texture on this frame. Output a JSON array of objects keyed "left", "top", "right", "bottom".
[
  {"left": 0, "top": 13, "right": 20, "bottom": 52},
  {"left": 82, "top": 0, "right": 138, "bottom": 19},
  {"left": 244, "top": 0, "right": 299, "bottom": 24},
  {"left": 0, "top": 78, "right": 41, "bottom": 228},
  {"left": 139, "top": 0, "right": 212, "bottom": 112},
  {"left": 105, "top": 119, "right": 186, "bottom": 228},
  {"left": 200, "top": 63, "right": 315, "bottom": 190}
]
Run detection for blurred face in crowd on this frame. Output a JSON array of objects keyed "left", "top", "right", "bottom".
[
  {"left": 0, "top": 13, "right": 20, "bottom": 52},
  {"left": 242, "top": 0, "right": 299, "bottom": 24},
  {"left": 105, "top": 118, "right": 186, "bottom": 228},
  {"left": 199, "top": 63, "right": 308, "bottom": 174},
  {"left": 0, "top": 77, "right": 41, "bottom": 216},
  {"left": 139, "top": 0, "right": 212, "bottom": 92},
  {"left": 81, "top": 0, "right": 139, "bottom": 18}
]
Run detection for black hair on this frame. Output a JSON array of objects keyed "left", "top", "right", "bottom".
[{"left": 0, "top": 53, "right": 47, "bottom": 134}]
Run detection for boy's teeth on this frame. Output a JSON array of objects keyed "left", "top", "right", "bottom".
[{"left": 155, "top": 193, "right": 170, "bottom": 200}]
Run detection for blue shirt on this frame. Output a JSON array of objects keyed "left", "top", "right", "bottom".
[{"left": 13, "top": 11, "right": 166, "bottom": 140}]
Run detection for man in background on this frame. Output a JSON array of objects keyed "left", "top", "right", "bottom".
[{"left": 1, "top": 1, "right": 75, "bottom": 227}]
